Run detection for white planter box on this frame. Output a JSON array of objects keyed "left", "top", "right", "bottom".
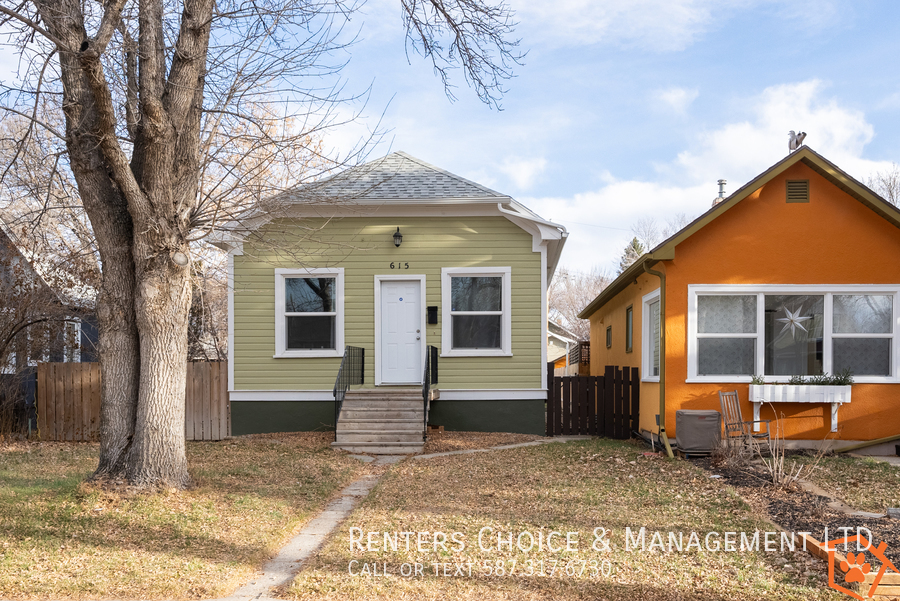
[{"left": 748, "top": 384, "right": 851, "bottom": 432}]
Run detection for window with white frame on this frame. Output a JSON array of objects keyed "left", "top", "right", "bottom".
[
  {"left": 687, "top": 285, "right": 899, "bottom": 382},
  {"left": 441, "top": 267, "right": 512, "bottom": 356},
  {"left": 642, "top": 289, "right": 661, "bottom": 380},
  {"left": 274, "top": 268, "right": 344, "bottom": 357}
]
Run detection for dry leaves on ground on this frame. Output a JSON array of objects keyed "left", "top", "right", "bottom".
[
  {"left": 0, "top": 432, "right": 367, "bottom": 600},
  {"left": 286, "top": 438, "right": 843, "bottom": 601}
]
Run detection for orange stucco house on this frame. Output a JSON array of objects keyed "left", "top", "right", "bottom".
[{"left": 579, "top": 147, "right": 900, "bottom": 453}]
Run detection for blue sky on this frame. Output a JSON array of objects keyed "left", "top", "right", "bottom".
[
  {"left": 329, "top": 0, "right": 900, "bottom": 276},
  {"left": 1, "top": 2, "right": 896, "bottom": 277}
]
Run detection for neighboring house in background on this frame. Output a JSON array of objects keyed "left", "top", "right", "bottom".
[
  {"left": 548, "top": 321, "right": 588, "bottom": 376},
  {"left": 0, "top": 228, "right": 96, "bottom": 374},
  {"left": 579, "top": 147, "right": 900, "bottom": 450},
  {"left": 0, "top": 228, "right": 97, "bottom": 434},
  {"left": 217, "top": 152, "right": 567, "bottom": 437}
]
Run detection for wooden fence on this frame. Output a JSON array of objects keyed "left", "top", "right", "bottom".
[
  {"left": 185, "top": 361, "right": 229, "bottom": 441},
  {"left": 546, "top": 364, "right": 639, "bottom": 438},
  {"left": 36, "top": 361, "right": 229, "bottom": 442}
]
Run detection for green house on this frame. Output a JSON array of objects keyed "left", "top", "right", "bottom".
[{"left": 218, "top": 152, "right": 567, "bottom": 447}]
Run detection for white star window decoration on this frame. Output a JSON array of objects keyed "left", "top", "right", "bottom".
[{"left": 776, "top": 305, "right": 813, "bottom": 340}]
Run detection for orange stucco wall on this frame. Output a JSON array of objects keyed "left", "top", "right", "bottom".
[
  {"left": 590, "top": 161, "right": 900, "bottom": 441},
  {"left": 589, "top": 272, "right": 660, "bottom": 434}
]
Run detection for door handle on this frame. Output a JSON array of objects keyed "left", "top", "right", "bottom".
[{"left": 416, "top": 336, "right": 421, "bottom": 340}]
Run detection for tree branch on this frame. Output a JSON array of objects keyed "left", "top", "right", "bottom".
[{"left": 0, "top": 4, "right": 68, "bottom": 48}]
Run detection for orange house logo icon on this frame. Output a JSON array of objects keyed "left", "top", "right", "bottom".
[{"left": 826, "top": 534, "right": 899, "bottom": 600}]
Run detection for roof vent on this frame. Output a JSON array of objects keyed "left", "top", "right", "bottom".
[
  {"left": 711, "top": 179, "right": 727, "bottom": 206},
  {"left": 786, "top": 180, "right": 809, "bottom": 203}
]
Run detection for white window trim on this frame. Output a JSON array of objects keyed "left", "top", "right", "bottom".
[
  {"left": 686, "top": 284, "right": 900, "bottom": 384},
  {"left": 274, "top": 267, "right": 344, "bottom": 358},
  {"left": 441, "top": 266, "right": 512, "bottom": 357},
  {"left": 642, "top": 288, "right": 661, "bottom": 382}
]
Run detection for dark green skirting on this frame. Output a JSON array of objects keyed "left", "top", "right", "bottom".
[
  {"left": 231, "top": 401, "right": 335, "bottom": 435},
  {"left": 428, "top": 399, "right": 545, "bottom": 435},
  {"left": 231, "top": 398, "right": 545, "bottom": 436}
]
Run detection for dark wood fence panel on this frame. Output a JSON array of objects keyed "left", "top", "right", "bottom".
[
  {"left": 546, "top": 364, "right": 639, "bottom": 438},
  {"left": 37, "top": 361, "right": 229, "bottom": 441}
]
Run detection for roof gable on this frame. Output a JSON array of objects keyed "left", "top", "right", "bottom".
[
  {"left": 304, "top": 151, "right": 509, "bottom": 201},
  {"left": 579, "top": 147, "right": 900, "bottom": 319}
]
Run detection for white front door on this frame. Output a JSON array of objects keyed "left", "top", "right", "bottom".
[{"left": 380, "top": 280, "right": 422, "bottom": 384}]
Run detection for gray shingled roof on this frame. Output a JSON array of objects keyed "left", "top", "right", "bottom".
[{"left": 302, "top": 151, "right": 508, "bottom": 201}]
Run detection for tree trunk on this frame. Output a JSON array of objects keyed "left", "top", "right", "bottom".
[
  {"left": 40, "top": 1, "right": 141, "bottom": 478},
  {"left": 126, "top": 261, "right": 192, "bottom": 487},
  {"left": 93, "top": 250, "right": 140, "bottom": 477}
]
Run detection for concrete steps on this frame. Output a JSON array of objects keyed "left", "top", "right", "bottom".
[{"left": 332, "top": 389, "right": 427, "bottom": 454}]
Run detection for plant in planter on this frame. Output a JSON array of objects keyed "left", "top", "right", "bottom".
[
  {"left": 750, "top": 369, "right": 854, "bottom": 386},
  {"left": 748, "top": 369, "right": 854, "bottom": 433}
]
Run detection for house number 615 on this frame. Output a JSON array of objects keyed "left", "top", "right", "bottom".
[{"left": 390, "top": 262, "right": 409, "bottom": 269}]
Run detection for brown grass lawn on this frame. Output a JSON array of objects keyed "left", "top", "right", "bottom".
[
  {"left": 286, "top": 439, "right": 843, "bottom": 601},
  {"left": 0, "top": 432, "right": 367, "bottom": 600},
  {"left": 791, "top": 452, "right": 900, "bottom": 513}
]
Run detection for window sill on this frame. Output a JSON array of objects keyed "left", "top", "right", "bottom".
[
  {"left": 440, "top": 350, "right": 513, "bottom": 358},
  {"left": 641, "top": 377, "right": 660, "bottom": 383},
  {"left": 686, "top": 376, "right": 900, "bottom": 384},
  {"left": 273, "top": 350, "right": 342, "bottom": 359},
  {"left": 685, "top": 377, "right": 754, "bottom": 384}
]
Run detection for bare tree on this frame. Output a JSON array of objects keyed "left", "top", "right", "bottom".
[
  {"left": 866, "top": 163, "right": 900, "bottom": 206},
  {"left": 618, "top": 213, "right": 692, "bottom": 274},
  {"left": 0, "top": 0, "right": 522, "bottom": 488},
  {"left": 548, "top": 267, "right": 610, "bottom": 340},
  {"left": 187, "top": 248, "right": 227, "bottom": 361},
  {"left": 631, "top": 217, "right": 661, "bottom": 251}
]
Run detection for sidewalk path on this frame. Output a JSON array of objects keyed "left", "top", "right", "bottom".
[
  {"left": 412, "top": 436, "right": 591, "bottom": 460},
  {"left": 224, "top": 456, "right": 402, "bottom": 601},
  {"left": 219, "top": 436, "right": 592, "bottom": 600}
]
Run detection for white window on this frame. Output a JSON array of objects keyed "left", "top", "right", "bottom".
[
  {"left": 642, "top": 288, "right": 661, "bottom": 381},
  {"left": 441, "top": 267, "right": 512, "bottom": 357},
  {"left": 687, "top": 285, "right": 900, "bottom": 383},
  {"left": 274, "top": 268, "right": 344, "bottom": 358}
]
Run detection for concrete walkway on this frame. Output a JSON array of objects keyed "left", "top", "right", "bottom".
[
  {"left": 223, "top": 455, "right": 402, "bottom": 601},
  {"left": 218, "top": 437, "right": 592, "bottom": 600},
  {"left": 413, "top": 436, "right": 591, "bottom": 460}
]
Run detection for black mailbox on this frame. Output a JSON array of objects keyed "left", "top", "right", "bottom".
[{"left": 427, "top": 306, "right": 438, "bottom": 324}]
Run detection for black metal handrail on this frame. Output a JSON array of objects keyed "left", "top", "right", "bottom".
[
  {"left": 422, "top": 345, "right": 438, "bottom": 441},
  {"left": 333, "top": 346, "right": 364, "bottom": 434}
]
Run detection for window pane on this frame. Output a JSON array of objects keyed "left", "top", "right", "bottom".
[
  {"left": 285, "top": 277, "right": 334, "bottom": 313},
  {"left": 452, "top": 315, "right": 501, "bottom": 349},
  {"left": 698, "top": 295, "right": 756, "bottom": 333},
  {"left": 833, "top": 295, "right": 892, "bottom": 334},
  {"left": 451, "top": 277, "right": 501, "bottom": 312},
  {"left": 649, "top": 300, "right": 660, "bottom": 376},
  {"left": 625, "top": 307, "right": 633, "bottom": 351},
  {"left": 764, "top": 295, "right": 823, "bottom": 375},
  {"left": 287, "top": 315, "right": 335, "bottom": 349},
  {"left": 833, "top": 338, "right": 891, "bottom": 376},
  {"left": 698, "top": 338, "right": 755, "bottom": 375}
]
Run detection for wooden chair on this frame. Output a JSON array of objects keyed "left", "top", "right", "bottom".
[{"left": 718, "top": 390, "right": 771, "bottom": 454}]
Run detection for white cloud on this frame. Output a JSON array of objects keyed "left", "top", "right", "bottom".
[
  {"left": 670, "top": 80, "right": 891, "bottom": 185},
  {"left": 655, "top": 87, "right": 699, "bottom": 114},
  {"left": 514, "top": 0, "right": 847, "bottom": 52},
  {"left": 497, "top": 157, "right": 547, "bottom": 190},
  {"left": 523, "top": 80, "right": 893, "bottom": 276},
  {"left": 516, "top": 0, "right": 757, "bottom": 51}
]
